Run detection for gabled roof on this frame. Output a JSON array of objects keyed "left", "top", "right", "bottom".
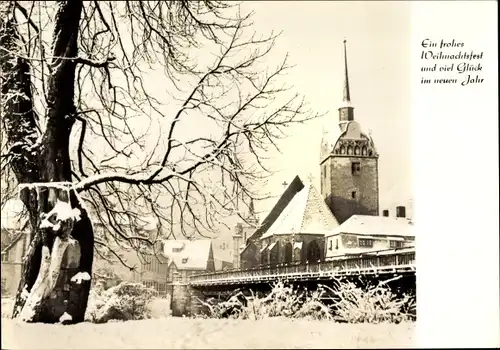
[
  {"left": 162, "top": 239, "right": 212, "bottom": 271},
  {"left": 260, "top": 179, "right": 339, "bottom": 239},
  {"left": 326, "top": 215, "right": 414, "bottom": 238},
  {"left": 247, "top": 175, "right": 305, "bottom": 241}
]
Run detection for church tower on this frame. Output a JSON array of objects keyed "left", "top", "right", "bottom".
[
  {"left": 232, "top": 198, "right": 259, "bottom": 269},
  {"left": 320, "top": 40, "right": 379, "bottom": 224}
]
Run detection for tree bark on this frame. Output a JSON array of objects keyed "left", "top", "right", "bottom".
[{"left": 2, "top": 1, "right": 94, "bottom": 324}]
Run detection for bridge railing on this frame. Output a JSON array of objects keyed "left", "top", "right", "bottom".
[{"left": 190, "top": 247, "right": 415, "bottom": 284}]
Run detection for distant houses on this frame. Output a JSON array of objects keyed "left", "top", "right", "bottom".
[
  {"left": 1, "top": 199, "right": 29, "bottom": 296},
  {"left": 0, "top": 198, "right": 233, "bottom": 299}
]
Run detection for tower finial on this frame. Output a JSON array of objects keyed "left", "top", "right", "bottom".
[
  {"left": 343, "top": 39, "right": 350, "bottom": 103},
  {"left": 338, "top": 39, "right": 354, "bottom": 124}
]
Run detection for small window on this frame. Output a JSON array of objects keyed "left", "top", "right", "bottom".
[
  {"left": 390, "top": 240, "right": 403, "bottom": 249},
  {"left": 328, "top": 240, "right": 333, "bottom": 250},
  {"left": 351, "top": 191, "right": 357, "bottom": 199},
  {"left": 173, "top": 247, "right": 183, "bottom": 253},
  {"left": 359, "top": 238, "right": 373, "bottom": 247},
  {"left": 351, "top": 162, "right": 361, "bottom": 175},
  {"left": 182, "top": 257, "right": 188, "bottom": 264},
  {"left": 335, "top": 239, "right": 339, "bottom": 250}
]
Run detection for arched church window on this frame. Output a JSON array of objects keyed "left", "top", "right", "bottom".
[
  {"left": 306, "top": 240, "right": 321, "bottom": 262},
  {"left": 354, "top": 146, "right": 360, "bottom": 155},
  {"left": 362, "top": 146, "right": 367, "bottom": 156},
  {"left": 284, "top": 243, "right": 293, "bottom": 263},
  {"left": 368, "top": 150, "right": 373, "bottom": 156},
  {"left": 347, "top": 146, "right": 353, "bottom": 155},
  {"left": 340, "top": 146, "right": 345, "bottom": 154}
]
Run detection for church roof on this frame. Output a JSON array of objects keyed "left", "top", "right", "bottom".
[
  {"left": 247, "top": 175, "right": 305, "bottom": 241},
  {"left": 260, "top": 177, "right": 339, "bottom": 239},
  {"left": 326, "top": 215, "right": 414, "bottom": 238}
]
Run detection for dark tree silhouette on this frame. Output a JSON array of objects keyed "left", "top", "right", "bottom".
[{"left": 0, "top": 1, "right": 318, "bottom": 323}]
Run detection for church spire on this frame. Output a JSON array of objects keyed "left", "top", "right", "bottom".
[
  {"left": 338, "top": 40, "right": 354, "bottom": 124},
  {"left": 248, "top": 198, "right": 255, "bottom": 217},
  {"left": 342, "top": 40, "right": 351, "bottom": 103}
]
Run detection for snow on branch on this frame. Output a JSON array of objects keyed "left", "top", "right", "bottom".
[{"left": 70, "top": 272, "right": 91, "bottom": 284}]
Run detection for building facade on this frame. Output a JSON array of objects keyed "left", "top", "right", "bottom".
[
  {"left": 239, "top": 177, "right": 339, "bottom": 269},
  {"left": 324, "top": 214, "right": 414, "bottom": 258},
  {"left": 1, "top": 199, "right": 29, "bottom": 297}
]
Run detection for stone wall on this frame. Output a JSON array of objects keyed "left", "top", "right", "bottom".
[
  {"left": 240, "top": 240, "right": 259, "bottom": 270},
  {"left": 169, "top": 281, "right": 206, "bottom": 317},
  {"left": 322, "top": 155, "right": 379, "bottom": 224},
  {"left": 170, "top": 283, "right": 189, "bottom": 317}
]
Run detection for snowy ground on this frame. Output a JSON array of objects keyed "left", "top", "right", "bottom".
[{"left": 2, "top": 317, "right": 415, "bottom": 349}]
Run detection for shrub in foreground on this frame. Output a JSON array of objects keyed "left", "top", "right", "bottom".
[
  {"left": 198, "top": 281, "right": 331, "bottom": 321},
  {"left": 198, "top": 276, "right": 415, "bottom": 323},
  {"left": 324, "top": 276, "right": 416, "bottom": 324},
  {"left": 85, "top": 282, "right": 158, "bottom": 323}
]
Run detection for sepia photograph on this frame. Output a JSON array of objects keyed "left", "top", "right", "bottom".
[{"left": 0, "top": 1, "right": 497, "bottom": 349}]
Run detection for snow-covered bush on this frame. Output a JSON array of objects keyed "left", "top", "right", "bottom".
[
  {"left": 85, "top": 282, "right": 158, "bottom": 323},
  {"left": 325, "top": 277, "right": 416, "bottom": 324},
  {"left": 147, "top": 297, "right": 172, "bottom": 318},
  {"left": 199, "top": 281, "right": 332, "bottom": 320},
  {"left": 198, "top": 278, "right": 415, "bottom": 323}
]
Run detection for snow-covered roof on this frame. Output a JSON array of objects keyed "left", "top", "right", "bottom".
[
  {"left": 163, "top": 239, "right": 212, "bottom": 270},
  {"left": 326, "top": 215, "right": 414, "bottom": 238},
  {"left": 260, "top": 180, "right": 339, "bottom": 239},
  {"left": 320, "top": 121, "right": 376, "bottom": 161},
  {"left": 248, "top": 176, "right": 305, "bottom": 241},
  {"left": 213, "top": 258, "right": 233, "bottom": 271},
  {"left": 320, "top": 127, "right": 342, "bottom": 162},
  {"left": 1, "top": 199, "right": 28, "bottom": 230}
]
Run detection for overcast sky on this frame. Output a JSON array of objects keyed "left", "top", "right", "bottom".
[{"left": 238, "top": 1, "right": 412, "bottom": 217}]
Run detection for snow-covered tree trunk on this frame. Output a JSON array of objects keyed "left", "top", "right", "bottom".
[{"left": 1, "top": 1, "right": 94, "bottom": 323}]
